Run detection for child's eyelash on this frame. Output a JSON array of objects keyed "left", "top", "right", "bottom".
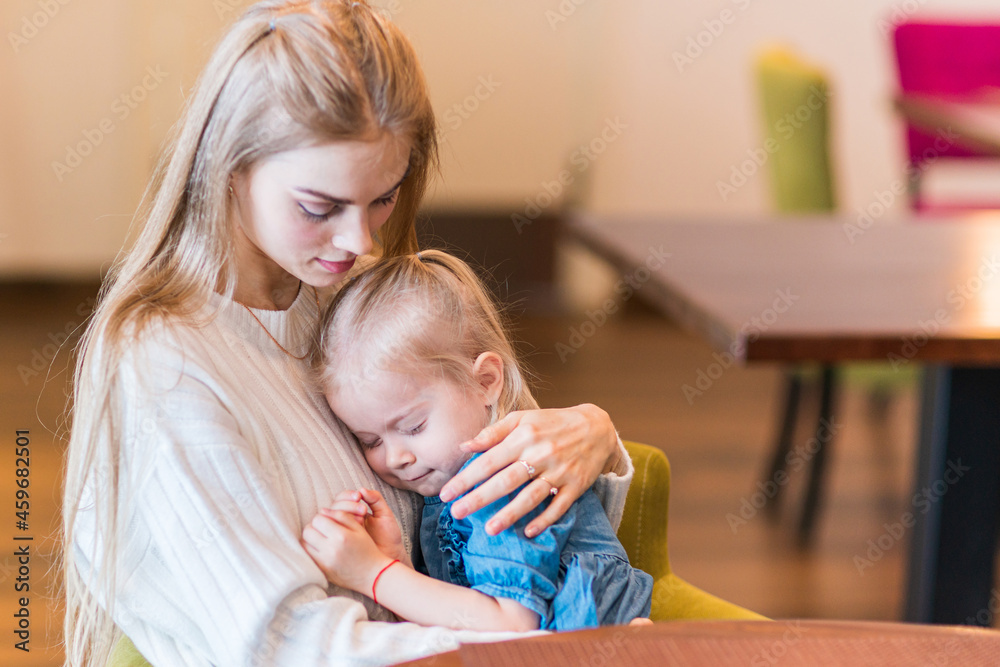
[
  {"left": 358, "top": 436, "right": 381, "bottom": 450},
  {"left": 405, "top": 422, "right": 425, "bottom": 436}
]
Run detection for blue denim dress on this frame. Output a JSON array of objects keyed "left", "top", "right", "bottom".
[{"left": 420, "top": 455, "right": 653, "bottom": 630}]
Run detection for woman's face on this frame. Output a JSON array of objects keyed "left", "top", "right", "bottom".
[{"left": 231, "top": 134, "right": 412, "bottom": 291}]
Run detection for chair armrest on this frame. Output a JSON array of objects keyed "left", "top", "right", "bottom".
[{"left": 652, "top": 573, "right": 769, "bottom": 621}]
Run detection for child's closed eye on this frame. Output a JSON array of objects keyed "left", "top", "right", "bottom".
[
  {"left": 357, "top": 435, "right": 382, "bottom": 450},
  {"left": 404, "top": 422, "right": 425, "bottom": 436}
]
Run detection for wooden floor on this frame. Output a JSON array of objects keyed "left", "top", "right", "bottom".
[{"left": 0, "top": 281, "right": 994, "bottom": 665}]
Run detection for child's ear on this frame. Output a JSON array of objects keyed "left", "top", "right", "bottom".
[{"left": 472, "top": 352, "right": 504, "bottom": 406}]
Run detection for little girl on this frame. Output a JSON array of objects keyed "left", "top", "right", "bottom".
[{"left": 302, "top": 250, "right": 653, "bottom": 632}]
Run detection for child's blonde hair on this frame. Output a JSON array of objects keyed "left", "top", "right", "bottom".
[
  {"left": 63, "top": 2, "right": 436, "bottom": 665},
  {"left": 312, "top": 250, "right": 539, "bottom": 422}
]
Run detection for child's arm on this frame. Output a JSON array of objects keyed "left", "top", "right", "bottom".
[
  {"left": 370, "top": 557, "right": 540, "bottom": 632},
  {"left": 302, "top": 498, "right": 540, "bottom": 632}
]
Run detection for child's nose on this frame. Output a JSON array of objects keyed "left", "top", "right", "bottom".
[{"left": 385, "top": 442, "right": 414, "bottom": 468}]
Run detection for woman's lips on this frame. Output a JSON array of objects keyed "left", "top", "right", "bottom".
[{"left": 316, "top": 257, "right": 356, "bottom": 274}]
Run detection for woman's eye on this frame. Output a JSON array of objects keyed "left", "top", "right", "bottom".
[
  {"left": 373, "top": 191, "right": 399, "bottom": 208},
  {"left": 298, "top": 202, "right": 337, "bottom": 221}
]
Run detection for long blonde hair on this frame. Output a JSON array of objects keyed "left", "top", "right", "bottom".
[
  {"left": 62, "top": 2, "right": 437, "bottom": 665},
  {"left": 311, "top": 250, "right": 539, "bottom": 425}
]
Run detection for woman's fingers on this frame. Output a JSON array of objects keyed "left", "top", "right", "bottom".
[
  {"left": 523, "top": 483, "right": 576, "bottom": 537},
  {"left": 441, "top": 405, "right": 619, "bottom": 538},
  {"left": 459, "top": 411, "right": 522, "bottom": 453},
  {"left": 483, "top": 478, "right": 572, "bottom": 536},
  {"left": 447, "top": 457, "right": 539, "bottom": 520},
  {"left": 440, "top": 415, "right": 534, "bottom": 504}
]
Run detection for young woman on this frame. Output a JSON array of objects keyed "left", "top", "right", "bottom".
[
  {"left": 62, "top": 2, "right": 632, "bottom": 666},
  {"left": 304, "top": 250, "right": 653, "bottom": 632}
]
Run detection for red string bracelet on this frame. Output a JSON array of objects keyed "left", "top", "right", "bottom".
[{"left": 372, "top": 559, "right": 400, "bottom": 605}]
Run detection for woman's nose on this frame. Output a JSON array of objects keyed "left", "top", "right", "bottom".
[{"left": 332, "top": 209, "right": 374, "bottom": 257}]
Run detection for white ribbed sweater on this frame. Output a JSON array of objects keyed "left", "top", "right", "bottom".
[{"left": 72, "top": 286, "right": 633, "bottom": 666}]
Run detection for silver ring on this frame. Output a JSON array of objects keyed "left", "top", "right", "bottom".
[
  {"left": 539, "top": 476, "right": 558, "bottom": 496},
  {"left": 518, "top": 460, "right": 536, "bottom": 478}
]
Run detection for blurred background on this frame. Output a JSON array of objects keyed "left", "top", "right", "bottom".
[
  {"left": 5, "top": 0, "right": 999, "bottom": 277},
  {"left": 3, "top": 0, "right": 1000, "bottom": 664}
]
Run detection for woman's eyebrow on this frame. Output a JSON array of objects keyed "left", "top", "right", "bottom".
[{"left": 293, "top": 171, "right": 409, "bottom": 205}]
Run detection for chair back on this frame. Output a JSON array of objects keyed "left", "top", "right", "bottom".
[
  {"left": 755, "top": 46, "right": 836, "bottom": 213},
  {"left": 618, "top": 441, "right": 672, "bottom": 581},
  {"left": 894, "top": 21, "right": 1000, "bottom": 166}
]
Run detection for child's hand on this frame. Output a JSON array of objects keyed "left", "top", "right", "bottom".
[
  {"left": 301, "top": 509, "right": 393, "bottom": 593},
  {"left": 322, "top": 489, "right": 410, "bottom": 567}
]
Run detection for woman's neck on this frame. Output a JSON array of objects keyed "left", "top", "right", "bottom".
[
  {"left": 231, "top": 229, "right": 302, "bottom": 310},
  {"left": 233, "top": 266, "right": 301, "bottom": 310}
]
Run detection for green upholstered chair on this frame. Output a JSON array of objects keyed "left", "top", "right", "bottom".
[
  {"left": 107, "top": 440, "right": 764, "bottom": 665},
  {"left": 756, "top": 46, "right": 835, "bottom": 213},
  {"left": 756, "top": 46, "right": 918, "bottom": 545},
  {"left": 107, "top": 634, "right": 147, "bottom": 667},
  {"left": 618, "top": 441, "right": 764, "bottom": 621}
]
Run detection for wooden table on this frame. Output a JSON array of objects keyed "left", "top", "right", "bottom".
[
  {"left": 395, "top": 620, "right": 1000, "bottom": 666},
  {"left": 565, "top": 213, "right": 1000, "bottom": 625},
  {"left": 894, "top": 92, "right": 1000, "bottom": 156}
]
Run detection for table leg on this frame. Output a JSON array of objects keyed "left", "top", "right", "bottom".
[{"left": 905, "top": 366, "right": 1000, "bottom": 624}]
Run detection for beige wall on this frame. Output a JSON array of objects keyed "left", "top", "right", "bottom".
[{"left": 2, "top": 0, "right": 999, "bottom": 277}]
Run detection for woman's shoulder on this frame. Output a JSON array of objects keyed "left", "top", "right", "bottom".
[{"left": 107, "top": 304, "right": 243, "bottom": 395}]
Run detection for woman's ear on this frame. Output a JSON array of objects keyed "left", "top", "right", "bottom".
[{"left": 472, "top": 352, "right": 504, "bottom": 407}]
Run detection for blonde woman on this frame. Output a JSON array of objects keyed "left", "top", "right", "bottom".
[{"left": 62, "top": 2, "right": 633, "bottom": 666}]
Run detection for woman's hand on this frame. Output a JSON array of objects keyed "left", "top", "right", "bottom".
[
  {"left": 301, "top": 508, "right": 393, "bottom": 593},
  {"left": 439, "top": 403, "right": 619, "bottom": 537},
  {"left": 316, "top": 489, "right": 411, "bottom": 568}
]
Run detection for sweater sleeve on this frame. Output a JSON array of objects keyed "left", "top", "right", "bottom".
[
  {"left": 589, "top": 434, "right": 633, "bottom": 534},
  {"left": 84, "top": 335, "right": 525, "bottom": 667}
]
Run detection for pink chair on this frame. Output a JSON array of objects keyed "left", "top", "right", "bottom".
[{"left": 893, "top": 21, "right": 1000, "bottom": 211}]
